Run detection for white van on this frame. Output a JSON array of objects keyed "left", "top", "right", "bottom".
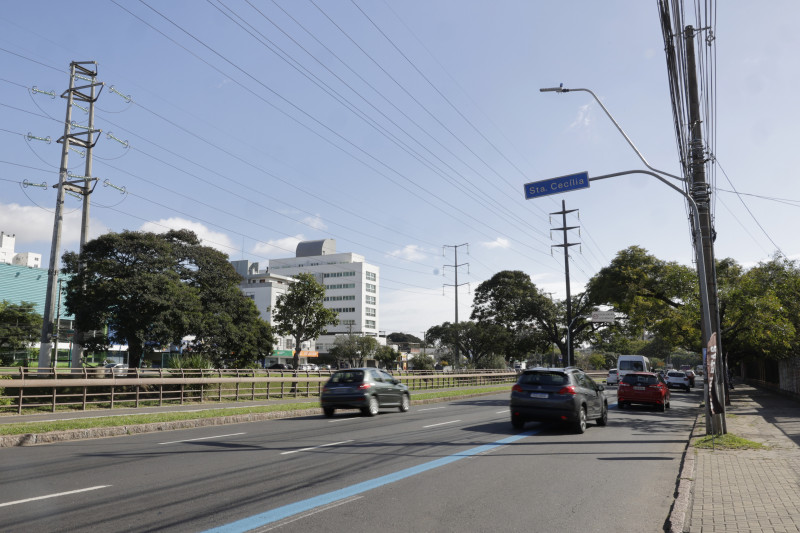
[{"left": 617, "top": 355, "right": 651, "bottom": 380}]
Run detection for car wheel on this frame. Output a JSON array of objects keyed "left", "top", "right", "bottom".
[
  {"left": 323, "top": 406, "right": 335, "bottom": 418},
  {"left": 574, "top": 406, "right": 587, "bottom": 434},
  {"left": 618, "top": 401, "right": 625, "bottom": 409},
  {"left": 398, "top": 393, "right": 410, "bottom": 412},
  {"left": 658, "top": 401, "right": 666, "bottom": 412},
  {"left": 685, "top": 385, "right": 690, "bottom": 392},
  {"left": 362, "top": 396, "right": 379, "bottom": 417},
  {"left": 596, "top": 402, "right": 608, "bottom": 426},
  {"left": 666, "top": 399, "right": 671, "bottom": 409},
  {"left": 511, "top": 413, "right": 525, "bottom": 430}
]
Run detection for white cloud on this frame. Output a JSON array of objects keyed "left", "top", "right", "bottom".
[
  {"left": 481, "top": 237, "right": 510, "bottom": 249},
  {"left": 302, "top": 214, "right": 327, "bottom": 230},
  {"left": 139, "top": 218, "right": 235, "bottom": 255},
  {"left": 570, "top": 103, "right": 592, "bottom": 129},
  {"left": 0, "top": 201, "right": 109, "bottom": 251},
  {"left": 251, "top": 235, "right": 303, "bottom": 259},
  {"left": 388, "top": 244, "right": 426, "bottom": 261}
]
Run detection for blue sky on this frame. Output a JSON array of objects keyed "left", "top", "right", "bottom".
[{"left": 2, "top": 1, "right": 798, "bottom": 338}]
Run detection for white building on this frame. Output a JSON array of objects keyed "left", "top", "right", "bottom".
[
  {"left": 0, "top": 232, "right": 41, "bottom": 268},
  {"left": 267, "top": 239, "right": 381, "bottom": 354}
]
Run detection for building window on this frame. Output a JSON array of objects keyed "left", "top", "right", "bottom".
[
  {"left": 365, "top": 295, "right": 376, "bottom": 305},
  {"left": 366, "top": 271, "right": 376, "bottom": 281},
  {"left": 341, "top": 319, "right": 356, "bottom": 326},
  {"left": 324, "top": 283, "right": 355, "bottom": 290},
  {"left": 365, "top": 320, "right": 376, "bottom": 329},
  {"left": 323, "top": 271, "right": 355, "bottom": 278},
  {"left": 324, "top": 295, "right": 356, "bottom": 302},
  {"left": 331, "top": 307, "right": 355, "bottom": 313},
  {"left": 365, "top": 307, "right": 376, "bottom": 317},
  {"left": 366, "top": 283, "right": 376, "bottom": 293}
]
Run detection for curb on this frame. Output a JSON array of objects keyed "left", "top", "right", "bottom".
[
  {"left": 667, "top": 413, "right": 701, "bottom": 532},
  {"left": 0, "top": 391, "right": 499, "bottom": 447}
]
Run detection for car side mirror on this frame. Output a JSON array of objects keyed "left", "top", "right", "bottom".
[{"left": 598, "top": 384, "right": 605, "bottom": 392}]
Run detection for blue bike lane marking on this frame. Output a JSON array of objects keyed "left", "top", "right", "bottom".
[{"left": 203, "top": 430, "right": 539, "bottom": 533}]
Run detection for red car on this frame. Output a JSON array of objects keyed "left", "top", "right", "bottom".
[{"left": 617, "top": 372, "right": 671, "bottom": 412}]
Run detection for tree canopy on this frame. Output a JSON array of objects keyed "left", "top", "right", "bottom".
[
  {"left": 272, "top": 272, "right": 338, "bottom": 370},
  {"left": 0, "top": 300, "right": 42, "bottom": 364},
  {"left": 328, "top": 333, "right": 378, "bottom": 368},
  {"left": 62, "top": 229, "right": 274, "bottom": 368}
]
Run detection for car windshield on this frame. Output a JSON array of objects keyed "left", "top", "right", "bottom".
[
  {"left": 330, "top": 370, "right": 365, "bottom": 383},
  {"left": 668, "top": 372, "right": 686, "bottom": 377},
  {"left": 519, "top": 372, "right": 568, "bottom": 386},
  {"left": 619, "top": 360, "right": 644, "bottom": 371},
  {"left": 622, "top": 374, "right": 658, "bottom": 385}
]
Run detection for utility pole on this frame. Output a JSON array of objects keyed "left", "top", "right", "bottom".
[
  {"left": 443, "top": 243, "right": 469, "bottom": 369},
  {"left": 550, "top": 200, "right": 580, "bottom": 367},
  {"left": 37, "top": 61, "right": 102, "bottom": 372},
  {"left": 685, "top": 27, "right": 726, "bottom": 434}
]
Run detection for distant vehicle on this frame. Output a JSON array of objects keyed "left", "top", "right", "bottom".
[
  {"left": 695, "top": 365, "right": 704, "bottom": 376},
  {"left": 268, "top": 363, "right": 292, "bottom": 370},
  {"left": 321, "top": 368, "right": 410, "bottom": 417},
  {"left": 104, "top": 363, "right": 129, "bottom": 377},
  {"left": 509, "top": 367, "right": 608, "bottom": 434},
  {"left": 297, "top": 364, "right": 319, "bottom": 372},
  {"left": 683, "top": 369, "right": 696, "bottom": 387},
  {"left": 606, "top": 369, "right": 619, "bottom": 386},
  {"left": 665, "top": 370, "right": 691, "bottom": 391},
  {"left": 617, "top": 372, "right": 670, "bottom": 411},
  {"left": 617, "top": 355, "right": 651, "bottom": 381},
  {"left": 514, "top": 362, "right": 527, "bottom": 371}
]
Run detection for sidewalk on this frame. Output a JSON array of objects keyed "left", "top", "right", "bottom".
[{"left": 678, "top": 383, "right": 800, "bottom": 533}]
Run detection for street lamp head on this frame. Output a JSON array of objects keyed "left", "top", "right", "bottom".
[{"left": 539, "top": 83, "right": 567, "bottom": 93}]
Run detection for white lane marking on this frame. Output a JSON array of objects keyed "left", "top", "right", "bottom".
[
  {"left": 496, "top": 410, "right": 507, "bottom": 414},
  {"left": 0, "top": 485, "right": 110, "bottom": 508},
  {"left": 158, "top": 432, "right": 246, "bottom": 445},
  {"left": 416, "top": 406, "right": 446, "bottom": 412},
  {"left": 252, "top": 496, "right": 364, "bottom": 532},
  {"left": 281, "top": 440, "right": 353, "bottom": 455},
  {"left": 423, "top": 420, "right": 461, "bottom": 428}
]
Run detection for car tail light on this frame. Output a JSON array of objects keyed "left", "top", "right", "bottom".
[
  {"left": 557, "top": 385, "right": 576, "bottom": 395},
  {"left": 512, "top": 384, "right": 523, "bottom": 393},
  {"left": 618, "top": 382, "right": 630, "bottom": 389},
  {"left": 358, "top": 383, "right": 372, "bottom": 390}
]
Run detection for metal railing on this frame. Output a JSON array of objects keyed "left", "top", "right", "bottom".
[{"left": 0, "top": 367, "right": 518, "bottom": 415}]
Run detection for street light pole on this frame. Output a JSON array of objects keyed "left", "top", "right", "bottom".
[{"left": 540, "top": 85, "right": 725, "bottom": 434}]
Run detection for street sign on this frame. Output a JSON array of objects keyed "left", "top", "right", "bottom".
[
  {"left": 524, "top": 171, "right": 590, "bottom": 199},
  {"left": 591, "top": 311, "right": 616, "bottom": 323}
]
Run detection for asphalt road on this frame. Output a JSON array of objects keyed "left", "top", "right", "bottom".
[{"left": 0, "top": 387, "right": 701, "bottom": 532}]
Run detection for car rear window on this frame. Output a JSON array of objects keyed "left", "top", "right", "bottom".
[
  {"left": 622, "top": 374, "right": 658, "bottom": 385},
  {"left": 330, "top": 370, "right": 365, "bottom": 383},
  {"left": 519, "top": 372, "right": 568, "bottom": 386},
  {"left": 668, "top": 371, "right": 686, "bottom": 377}
]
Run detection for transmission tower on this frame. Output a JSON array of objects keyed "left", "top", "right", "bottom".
[
  {"left": 550, "top": 200, "right": 580, "bottom": 367},
  {"left": 37, "top": 61, "right": 102, "bottom": 372},
  {"left": 443, "top": 243, "right": 469, "bottom": 369}
]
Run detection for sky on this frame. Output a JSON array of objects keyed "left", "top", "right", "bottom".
[{"left": 2, "top": 1, "right": 799, "bottom": 339}]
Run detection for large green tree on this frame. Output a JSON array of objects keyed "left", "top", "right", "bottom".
[
  {"left": 272, "top": 272, "right": 338, "bottom": 370},
  {"left": 0, "top": 301, "right": 42, "bottom": 364},
  {"left": 62, "top": 229, "right": 273, "bottom": 368},
  {"left": 470, "top": 270, "right": 596, "bottom": 366}
]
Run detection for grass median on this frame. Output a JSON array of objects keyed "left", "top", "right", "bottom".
[{"left": 0, "top": 385, "right": 511, "bottom": 436}]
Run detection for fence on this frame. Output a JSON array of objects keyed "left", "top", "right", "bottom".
[{"left": 0, "top": 367, "right": 518, "bottom": 415}]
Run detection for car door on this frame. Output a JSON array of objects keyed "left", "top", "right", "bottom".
[
  {"left": 379, "top": 370, "right": 402, "bottom": 405},
  {"left": 577, "top": 372, "right": 602, "bottom": 417}
]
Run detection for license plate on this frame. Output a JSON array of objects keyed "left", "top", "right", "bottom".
[
  {"left": 634, "top": 386, "right": 645, "bottom": 390},
  {"left": 530, "top": 392, "right": 548, "bottom": 399},
  {"left": 335, "top": 388, "right": 350, "bottom": 393}
]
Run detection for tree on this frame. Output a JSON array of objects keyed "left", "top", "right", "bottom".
[
  {"left": 427, "top": 321, "right": 510, "bottom": 369},
  {"left": 0, "top": 301, "right": 42, "bottom": 364},
  {"left": 409, "top": 353, "right": 435, "bottom": 371},
  {"left": 272, "top": 272, "right": 338, "bottom": 370},
  {"left": 62, "top": 229, "right": 273, "bottom": 368},
  {"left": 328, "top": 333, "right": 377, "bottom": 368},
  {"left": 374, "top": 344, "right": 400, "bottom": 369}
]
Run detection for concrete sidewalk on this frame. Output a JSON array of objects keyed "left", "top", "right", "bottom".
[{"left": 675, "top": 383, "right": 800, "bottom": 532}]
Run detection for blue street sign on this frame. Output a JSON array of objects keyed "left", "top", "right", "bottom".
[{"left": 524, "top": 171, "right": 590, "bottom": 199}]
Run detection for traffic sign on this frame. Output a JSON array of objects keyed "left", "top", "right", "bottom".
[
  {"left": 524, "top": 171, "right": 590, "bottom": 199},
  {"left": 591, "top": 311, "right": 616, "bottom": 323}
]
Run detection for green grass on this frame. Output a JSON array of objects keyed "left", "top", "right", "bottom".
[
  {"left": 693, "top": 433, "right": 765, "bottom": 450},
  {"left": 0, "top": 385, "right": 511, "bottom": 436}
]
